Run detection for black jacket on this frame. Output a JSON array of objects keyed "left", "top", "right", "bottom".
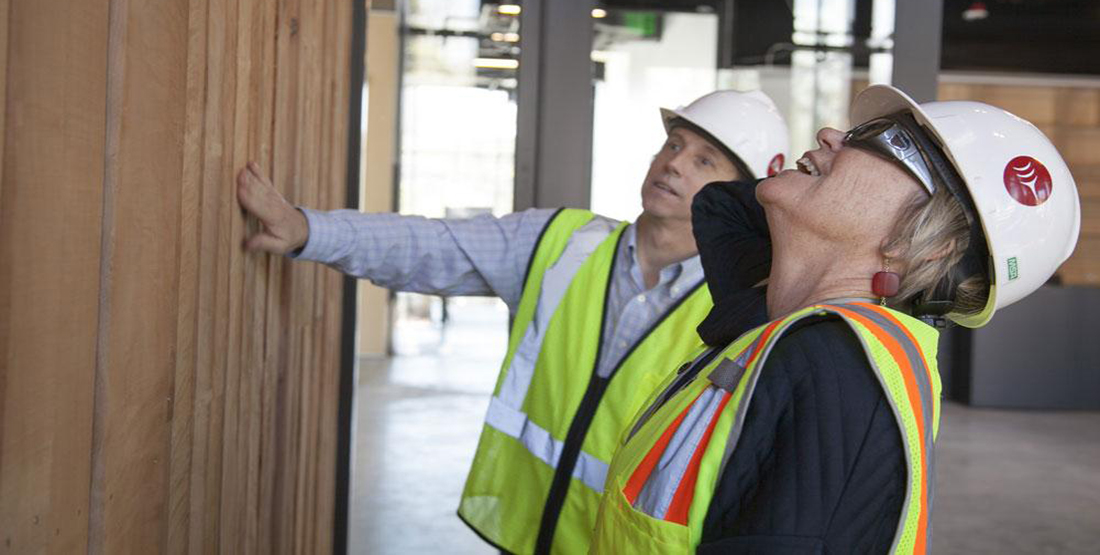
[{"left": 691, "top": 181, "right": 906, "bottom": 555}]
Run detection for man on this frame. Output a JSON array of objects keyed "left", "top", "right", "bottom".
[{"left": 237, "top": 90, "right": 789, "bottom": 554}]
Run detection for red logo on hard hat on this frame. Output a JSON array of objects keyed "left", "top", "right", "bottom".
[
  {"left": 1003, "top": 156, "right": 1052, "bottom": 207},
  {"left": 767, "top": 154, "right": 784, "bottom": 177}
]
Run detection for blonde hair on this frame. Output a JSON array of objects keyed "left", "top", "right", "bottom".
[{"left": 882, "top": 187, "right": 990, "bottom": 317}]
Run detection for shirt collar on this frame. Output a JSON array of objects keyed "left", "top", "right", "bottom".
[{"left": 623, "top": 223, "right": 705, "bottom": 291}]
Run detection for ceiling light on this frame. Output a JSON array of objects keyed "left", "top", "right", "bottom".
[
  {"left": 498, "top": 4, "right": 521, "bottom": 16},
  {"left": 474, "top": 58, "right": 519, "bottom": 70}
]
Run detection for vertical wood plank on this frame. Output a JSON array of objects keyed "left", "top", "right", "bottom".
[
  {"left": 316, "top": 3, "right": 355, "bottom": 551},
  {"left": 312, "top": 2, "right": 350, "bottom": 550},
  {"left": 303, "top": 3, "right": 324, "bottom": 550},
  {"left": 307, "top": 3, "right": 333, "bottom": 550},
  {"left": 92, "top": 0, "right": 190, "bottom": 551},
  {"left": 271, "top": 0, "right": 304, "bottom": 550},
  {"left": 218, "top": 0, "right": 248, "bottom": 545},
  {"left": 0, "top": 0, "right": 9, "bottom": 208},
  {"left": 0, "top": 1, "right": 109, "bottom": 552},
  {"left": 162, "top": 2, "right": 206, "bottom": 551},
  {"left": 189, "top": 0, "right": 234, "bottom": 550},
  {"left": 3, "top": 1, "right": 358, "bottom": 552},
  {"left": 165, "top": 2, "right": 211, "bottom": 553},
  {"left": 294, "top": 2, "right": 325, "bottom": 551},
  {"left": 255, "top": 0, "right": 281, "bottom": 551},
  {"left": 241, "top": 0, "right": 278, "bottom": 551}
]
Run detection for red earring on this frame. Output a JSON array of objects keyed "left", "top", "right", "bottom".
[{"left": 872, "top": 258, "right": 900, "bottom": 306}]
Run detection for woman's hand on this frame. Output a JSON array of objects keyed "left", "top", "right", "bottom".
[{"left": 236, "top": 161, "right": 310, "bottom": 254}]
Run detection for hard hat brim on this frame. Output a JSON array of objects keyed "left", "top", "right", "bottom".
[
  {"left": 659, "top": 107, "right": 757, "bottom": 179},
  {"left": 659, "top": 107, "right": 681, "bottom": 132},
  {"left": 851, "top": 85, "right": 998, "bottom": 328}
]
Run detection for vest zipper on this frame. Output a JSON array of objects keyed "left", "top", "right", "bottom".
[{"left": 625, "top": 345, "right": 722, "bottom": 443}]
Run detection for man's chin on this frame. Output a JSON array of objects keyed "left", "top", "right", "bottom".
[{"left": 639, "top": 200, "right": 687, "bottom": 221}]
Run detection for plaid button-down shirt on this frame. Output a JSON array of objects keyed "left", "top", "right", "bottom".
[{"left": 295, "top": 208, "right": 705, "bottom": 376}]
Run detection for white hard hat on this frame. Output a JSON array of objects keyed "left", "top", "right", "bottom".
[
  {"left": 660, "top": 90, "right": 790, "bottom": 179},
  {"left": 851, "top": 84, "right": 1081, "bottom": 328}
]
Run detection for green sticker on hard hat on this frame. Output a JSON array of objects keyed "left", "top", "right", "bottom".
[{"left": 1007, "top": 257, "right": 1019, "bottom": 281}]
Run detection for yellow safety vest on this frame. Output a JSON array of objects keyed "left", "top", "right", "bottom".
[
  {"left": 591, "top": 302, "right": 941, "bottom": 554},
  {"left": 458, "top": 209, "right": 714, "bottom": 554}
]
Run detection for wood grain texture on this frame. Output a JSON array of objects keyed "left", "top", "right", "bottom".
[
  {"left": 164, "top": 0, "right": 211, "bottom": 552},
  {"left": 0, "top": 1, "right": 110, "bottom": 552},
  {"left": 0, "top": 0, "right": 8, "bottom": 210},
  {"left": 1, "top": 0, "right": 359, "bottom": 552},
  {"left": 93, "top": 0, "right": 190, "bottom": 552}
]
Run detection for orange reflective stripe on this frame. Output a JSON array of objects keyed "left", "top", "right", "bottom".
[
  {"left": 744, "top": 319, "right": 784, "bottom": 368},
  {"left": 825, "top": 305, "right": 929, "bottom": 554},
  {"left": 854, "top": 304, "right": 935, "bottom": 555},
  {"left": 664, "top": 392, "right": 732, "bottom": 525},
  {"left": 853, "top": 303, "right": 935, "bottom": 402},
  {"left": 623, "top": 388, "right": 704, "bottom": 504},
  {"left": 624, "top": 321, "right": 778, "bottom": 508},
  {"left": 661, "top": 320, "right": 781, "bottom": 523}
]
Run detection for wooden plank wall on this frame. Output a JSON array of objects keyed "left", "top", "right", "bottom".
[{"left": 0, "top": 0, "right": 360, "bottom": 553}]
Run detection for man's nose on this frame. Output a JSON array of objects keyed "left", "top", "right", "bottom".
[{"left": 665, "top": 150, "right": 688, "bottom": 177}]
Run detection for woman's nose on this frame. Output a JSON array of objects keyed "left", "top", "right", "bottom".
[{"left": 816, "top": 127, "right": 846, "bottom": 152}]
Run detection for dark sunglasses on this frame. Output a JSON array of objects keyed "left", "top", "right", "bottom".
[{"left": 844, "top": 118, "right": 937, "bottom": 196}]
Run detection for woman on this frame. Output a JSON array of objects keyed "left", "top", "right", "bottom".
[{"left": 588, "top": 85, "right": 1081, "bottom": 554}]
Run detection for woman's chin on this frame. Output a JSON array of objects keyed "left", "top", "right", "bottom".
[{"left": 755, "top": 175, "right": 791, "bottom": 208}]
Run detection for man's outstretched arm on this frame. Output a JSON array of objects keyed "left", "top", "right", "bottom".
[{"left": 237, "top": 161, "right": 555, "bottom": 309}]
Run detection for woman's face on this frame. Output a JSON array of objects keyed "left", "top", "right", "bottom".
[{"left": 757, "top": 127, "right": 927, "bottom": 249}]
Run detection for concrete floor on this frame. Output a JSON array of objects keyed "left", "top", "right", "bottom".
[{"left": 349, "top": 304, "right": 1100, "bottom": 554}]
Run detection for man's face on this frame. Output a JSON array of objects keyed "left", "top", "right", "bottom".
[{"left": 640, "top": 126, "right": 742, "bottom": 222}]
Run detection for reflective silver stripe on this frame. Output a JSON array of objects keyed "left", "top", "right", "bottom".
[
  {"left": 497, "top": 217, "right": 618, "bottom": 409},
  {"left": 481, "top": 216, "right": 620, "bottom": 495},
  {"left": 572, "top": 449, "right": 610, "bottom": 495},
  {"left": 485, "top": 394, "right": 528, "bottom": 437},
  {"left": 484, "top": 397, "right": 610, "bottom": 493},
  {"left": 632, "top": 385, "right": 727, "bottom": 519}
]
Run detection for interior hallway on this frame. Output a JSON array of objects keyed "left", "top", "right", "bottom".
[{"left": 349, "top": 304, "right": 1100, "bottom": 554}]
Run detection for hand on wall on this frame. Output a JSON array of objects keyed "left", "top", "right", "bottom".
[{"left": 237, "top": 161, "right": 311, "bottom": 254}]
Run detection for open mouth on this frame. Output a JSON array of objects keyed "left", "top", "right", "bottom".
[
  {"left": 653, "top": 181, "right": 679, "bottom": 196},
  {"left": 796, "top": 156, "right": 821, "bottom": 177}
]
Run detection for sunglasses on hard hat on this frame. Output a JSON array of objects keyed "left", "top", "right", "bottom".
[{"left": 844, "top": 118, "right": 937, "bottom": 196}]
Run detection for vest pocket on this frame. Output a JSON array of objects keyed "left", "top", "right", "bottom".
[{"left": 591, "top": 481, "right": 690, "bottom": 554}]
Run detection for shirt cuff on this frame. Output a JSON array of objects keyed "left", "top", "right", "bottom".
[{"left": 289, "top": 207, "right": 345, "bottom": 262}]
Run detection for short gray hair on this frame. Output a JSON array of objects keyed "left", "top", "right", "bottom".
[{"left": 883, "top": 187, "right": 990, "bottom": 318}]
